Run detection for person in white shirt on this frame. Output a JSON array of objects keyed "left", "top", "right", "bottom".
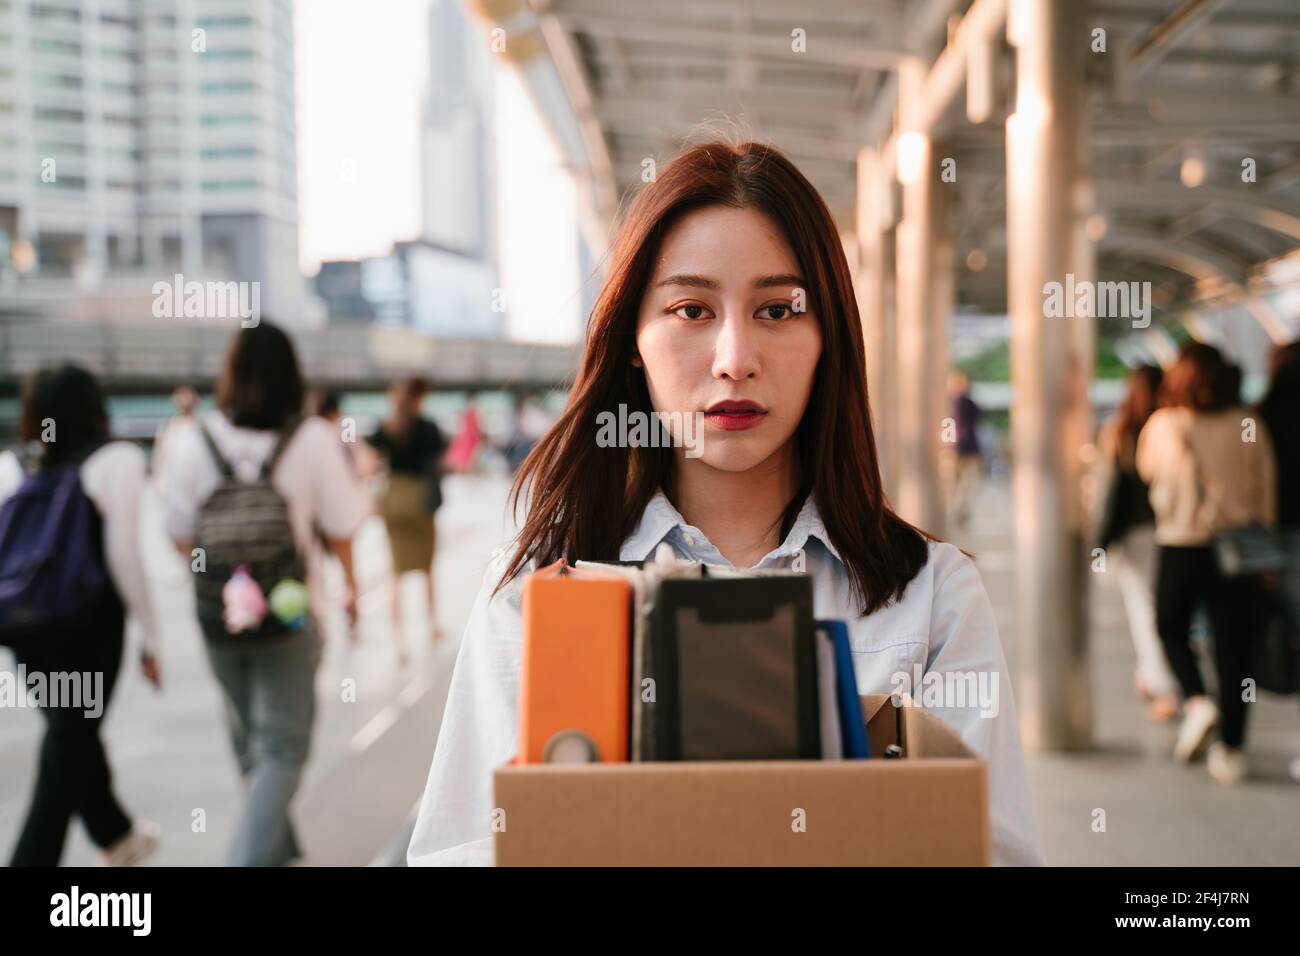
[
  {"left": 149, "top": 384, "right": 199, "bottom": 493},
  {"left": 408, "top": 141, "right": 1045, "bottom": 867},
  {"left": 163, "top": 322, "right": 367, "bottom": 866},
  {"left": 0, "top": 365, "right": 161, "bottom": 866}
]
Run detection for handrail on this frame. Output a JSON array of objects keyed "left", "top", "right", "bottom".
[{"left": 0, "top": 319, "right": 579, "bottom": 391}]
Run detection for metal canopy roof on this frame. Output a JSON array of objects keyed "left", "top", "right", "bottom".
[{"left": 473, "top": 0, "right": 1300, "bottom": 338}]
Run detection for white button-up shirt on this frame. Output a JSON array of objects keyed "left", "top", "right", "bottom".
[{"left": 408, "top": 489, "right": 1046, "bottom": 866}]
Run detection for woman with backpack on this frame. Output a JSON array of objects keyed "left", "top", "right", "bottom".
[
  {"left": 1136, "top": 343, "right": 1278, "bottom": 784},
  {"left": 163, "top": 322, "right": 366, "bottom": 866},
  {"left": 0, "top": 364, "right": 161, "bottom": 866}
]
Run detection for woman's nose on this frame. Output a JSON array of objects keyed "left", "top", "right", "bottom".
[{"left": 710, "top": 312, "right": 760, "bottom": 381}]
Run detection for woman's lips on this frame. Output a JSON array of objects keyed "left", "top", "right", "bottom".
[{"left": 704, "top": 404, "right": 767, "bottom": 431}]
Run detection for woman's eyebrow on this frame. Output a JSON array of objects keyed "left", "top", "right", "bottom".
[
  {"left": 655, "top": 273, "right": 804, "bottom": 289},
  {"left": 655, "top": 273, "right": 718, "bottom": 289},
  {"left": 753, "top": 273, "right": 804, "bottom": 288}
]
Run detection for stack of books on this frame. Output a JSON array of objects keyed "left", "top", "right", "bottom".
[{"left": 517, "top": 546, "right": 869, "bottom": 765}]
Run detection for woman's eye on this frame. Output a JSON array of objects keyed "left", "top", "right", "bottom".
[
  {"left": 673, "top": 303, "right": 709, "bottom": 320},
  {"left": 759, "top": 304, "right": 791, "bottom": 320}
]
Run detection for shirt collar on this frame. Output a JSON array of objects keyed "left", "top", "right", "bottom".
[{"left": 619, "top": 487, "right": 843, "bottom": 566}]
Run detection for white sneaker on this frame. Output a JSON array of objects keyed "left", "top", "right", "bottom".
[
  {"left": 1173, "top": 697, "right": 1219, "bottom": 763},
  {"left": 1207, "top": 742, "right": 1246, "bottom": 785},
  {"left": 101, "top": 819, "right": 161, "bottom": 867}
]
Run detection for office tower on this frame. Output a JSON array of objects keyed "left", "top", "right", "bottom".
[
  {"left": 421, "top": 0, "right": 494, "bottom": 261},
  {"left": 411, "top": 0, "right": 499, "bottom": 338},
  {"left": 0, "top": 0, "right": 316, "bottom": 322}
]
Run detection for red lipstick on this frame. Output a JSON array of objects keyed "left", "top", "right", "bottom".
[{"left": 704, "top": 400, "right": 767, "bottom": 431}]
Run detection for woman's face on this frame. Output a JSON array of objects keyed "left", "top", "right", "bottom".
[{"left": 635, "top": 205, "right": 822, "bottom": 474}]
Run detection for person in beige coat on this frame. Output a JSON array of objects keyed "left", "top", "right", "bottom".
[{"left": 1137, "top": 343, "right": 1277, "bottom": 784}]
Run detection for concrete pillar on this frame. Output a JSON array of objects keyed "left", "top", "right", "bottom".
[
  {"left": 857, "top": 147, "right": 897, "bottom": 493},
  {"left": 893, "top": 57, "right": 950, "bottom": 536},
  {"left": 1005, "top": 0, "right": 1092, "bottom": 750},
  {"left": 879, "top": 233, "right": 898, "bottom": 495}
]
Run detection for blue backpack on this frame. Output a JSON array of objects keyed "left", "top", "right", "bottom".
[{"left": 0, "top": 458, "right": 111, "bottom": 646}]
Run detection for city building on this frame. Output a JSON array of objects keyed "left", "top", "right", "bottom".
[
  {"left": 315, "top": 239, "right": 500, "bottom": 338},
  {"left": 313, "top": 0, "right": 503, "bottom": 339},
  {"left": 422, "top": 0, "right": 495, "bottom": 262},
  {"left": 0, "top": 0, "right": 318, "bottom": 323}
]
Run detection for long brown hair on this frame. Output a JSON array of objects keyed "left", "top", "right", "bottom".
[
  {"left": 384, "top": 374, "right": 430, "bottom": 438},
  {"left": 1113, "top": 364, "right": 1163, "bottom": 461},
  {"left": 498, "top": 141, "right": 929, "bottom": 616},
  {"left": 217, "top": 321, "right": 304, "bottom": 430},
  {"left": 1160, "top": 342, "right": 1234, "bottom": 412}
]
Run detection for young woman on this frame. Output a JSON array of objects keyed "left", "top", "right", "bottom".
[
  {"left": 365, "top": 376, "right": 448, "bottom": 660},
  {"left": 164, "top": 323, "right": 366, "bottom": 865},
  {"left": 0, "top": 365, "right": 161, "bottom": 866},
  {"left": 1096, "top": 365, "right": 1179, "bottom": 722},
  {"left": 407, "top": 141, "right": 1043, "bottom": 866},
  {"left": 1137, "top": 343, "right": 1277, "bottom": 784}
]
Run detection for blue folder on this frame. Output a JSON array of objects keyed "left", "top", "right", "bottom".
[{"left": 815, "top": 619, "right": 869, "bottom": 758}]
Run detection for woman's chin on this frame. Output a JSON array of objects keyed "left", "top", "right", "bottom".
[{"left": 689, "top": 444, "right": 775, "bottom": 474}]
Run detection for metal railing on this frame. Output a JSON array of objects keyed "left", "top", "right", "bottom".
[{"left": 0, "top": 318, "right": 580, "bottom": 393}]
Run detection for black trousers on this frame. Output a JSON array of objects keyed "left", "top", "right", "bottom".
[
  {"left": 1155, "top": 545, "right": 1258, "bottom": 749},
  {"left": 8, "top": 596, "right": 133, "bottom": 867}
]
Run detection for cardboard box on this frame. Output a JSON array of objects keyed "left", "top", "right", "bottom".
[{"left": 494, "top": 695, "right": 990, "bottom": 866}]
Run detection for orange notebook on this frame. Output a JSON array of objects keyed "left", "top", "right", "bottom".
[{"left": 518, "top": 560, "right": 632, "bottom": 763}]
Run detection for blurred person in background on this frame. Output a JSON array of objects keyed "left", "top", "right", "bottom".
[
  {"left": 307, "top": 387, "right": 361, "bottom": 644},
  {"left": 446, "top": 394, "right": 483, "bottom": 474},
  {"left": 307, "top": 387, "right": 340, "bottom": 422},
  {"left": 1097, "top": 365, "right": 1179, "bottom": 722},
  {"left": 503, "top": 393, "right": 551, "bottom": 474},
  {"left": 1137, "top": 343, "right": 1277, "bottom": 784},
  {"left": 164, "top": 323, "right": 366, "bottom": 865},
  {"left": 307, "top": 388, "right": 359, "bottom": 475},
  {"left": 942, "top": 369, "right": 983, "bottom": 527},
  {"left": 1221, "top": 360, "right": 1243, "bottom": 406},
  {"left": 0, "top": 365, "right": 161, "bottom": 866},
  {"left": 150, "top": 385, "right": 199, "bottom": 490},
  {"left": 1257, "top": 340, "right": 1300, "bottom": 782},
  {"left": 366, "top": 376, "right": 448, "bottom": 661}
]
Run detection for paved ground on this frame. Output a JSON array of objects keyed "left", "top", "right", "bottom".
[{"left": 3, "top": 472, "right": 1297, "bottom": 866}]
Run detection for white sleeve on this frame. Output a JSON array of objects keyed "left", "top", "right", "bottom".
[
  {"left": 162, "top": 421, "right": 212, "bottom": 543},
  {"left": 0, "top": 450, "right": 23, "bottom": 504},
  {"left": 81, "top": 443, "right": 161, "bottom": 656},
  {"left": 1135, "top": 409, "right": 1169, "bottom": 486},
  {"left": 408, "top": 548, "right": 526, "bottom": 866},
  {"left": 922, "top": 543, "right": 1046, "bottom": 866},
  {"left": 302, "top": 420, "right": 367, "bottom": 541}
]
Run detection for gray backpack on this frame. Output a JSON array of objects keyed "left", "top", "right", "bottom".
[{"left": 193, "top": 418, "right": 304, "bottom": 640}]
